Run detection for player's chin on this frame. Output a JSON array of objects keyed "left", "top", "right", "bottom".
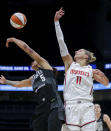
[
  {"left": 32, "top": 66, "right": 38, "bottom": 71},
  {"left": 74, "top": 56, "right": 77, "bottom": 61}
]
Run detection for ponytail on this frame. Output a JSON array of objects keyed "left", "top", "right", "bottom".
[{"left": 85, "top": 50, "right": 96, "bottom": 64}]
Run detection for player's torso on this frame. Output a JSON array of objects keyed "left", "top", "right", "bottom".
[
  {"left": 32, "top": 68, "right": 55, "bottom": 92},
  {"left": 32, "top": 68, "right": 64, "bottom": 111},
  {"left": 64, "top": 62, "right": 94, "bottom": 101}
]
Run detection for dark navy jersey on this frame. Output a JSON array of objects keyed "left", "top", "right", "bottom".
[
  {"left": 32, "top": 68, "right": 54, "bottom": 92},
  {"left": 96, "top": 114, "right": 109, "bottom": 131},
  {"left": 32, "top": 68, "right": 64, "bottom": 113}
]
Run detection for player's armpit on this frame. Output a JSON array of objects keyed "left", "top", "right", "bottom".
[{"left": 62, "top": 54, "right": 73, "bottom": 72}]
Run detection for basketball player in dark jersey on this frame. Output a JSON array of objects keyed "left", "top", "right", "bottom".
[
  {"left": 0, "top": 37, "right": 65, "bottom": 131},
  {"left": 95, "top": 104, "right": 111, "bottom": 131}
]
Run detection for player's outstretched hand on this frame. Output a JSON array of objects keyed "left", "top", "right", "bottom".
[
  {"left": 93, "top": 69, "right": 104, "bottom": 77},
  {"left": 54, "top": 7, "right": 65, "bottom": 22},
  {"left": 6, "top": 37, "right": 16, "bottom": 48},
  {"left": 0, "top": 75, "right": 6, "bottom": 84}
]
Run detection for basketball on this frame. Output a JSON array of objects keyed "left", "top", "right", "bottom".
[{"left": 10, "top": 12, "right": 27, "bottom": 29}]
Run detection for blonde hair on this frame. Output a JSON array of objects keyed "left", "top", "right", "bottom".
[{"left": 85, "top": 50, "right": 96, "bottom": 63}]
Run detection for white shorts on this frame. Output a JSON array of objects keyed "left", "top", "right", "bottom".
[
  {"left": 64, "top": 100, "right": 96, "bottom": 131},
  {"left": 61, "top": 122, "right": 97, "bottom": 131}
]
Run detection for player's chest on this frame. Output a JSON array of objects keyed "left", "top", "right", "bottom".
[{"left": 66, "top": 66, "right": 92, "bottom": 79}]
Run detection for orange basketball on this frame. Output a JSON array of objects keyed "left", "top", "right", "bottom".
[{"left": 10, "top": 12, "right": 27, "bottom": 29}]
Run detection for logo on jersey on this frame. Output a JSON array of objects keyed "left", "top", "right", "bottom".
[
  {"left": 70, "top": 69, "right": 89, "bottom": 77},
  {"left": 33, "top": 70, "right": 46, "bottom": 82}
]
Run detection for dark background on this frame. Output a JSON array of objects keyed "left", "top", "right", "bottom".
[
  {"left": 0, "top": 0, "right": 111, "bottom": 130},
  {"left": 1, "top": 0, "right": 111, "bottom": 66}
]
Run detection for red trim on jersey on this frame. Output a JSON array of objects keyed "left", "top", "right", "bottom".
[
  {"left": 81, "top": 120, "right": 96, "bottom": 127},
  {"left": 66, "top": 120, "right": 96, "bottom": 128},
  {"left": 66, "top": 123, "right": 81, "bottom": 127},
  {"left": 90, "top": 86, "right": 93, "bottom": 95}
]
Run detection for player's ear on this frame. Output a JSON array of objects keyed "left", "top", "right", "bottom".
[{"left": 84, "top": 54, "right": 88, "bottom": 59}]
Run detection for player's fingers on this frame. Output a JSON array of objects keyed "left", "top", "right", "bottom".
[
  {"left": 94, "top": 69, "right": 99, "bottom": 71},
  {"left": 60, "top": 7, "right": 64, "bottom": 11},
  {"left": 97, "top": 70, "right": 102, "bottom": 73},
  {"left": 57, "top": 8, "right": 64, "bottom": 13},
  {"left": 59, "top": 10, "right": 64, "bottom": 14},
  {"left": 60, "top": 12, "right": 64, "bottom": 15},
  {"left": 6, "top": 42, "right": 9, "bottom": 48},
  {"left": 94, "top": 69, "right": 100, "bottom": 73},
  {"left": 60, "top": 7, "right": 63, "bottom": 10},
  {"left": 57, "top": 12, "right": 64, "bottom": 17}
]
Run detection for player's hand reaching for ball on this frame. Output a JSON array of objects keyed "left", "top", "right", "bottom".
[
  {"left": 54, "top": 7, "right": 65, "bottom": 22},
  {"left": 6, "top": 37, "right": 16, "bottom": 48},
  {"left": 93, "top": 69, "right": 105, "bottom": 77},
  {"left": 0, "top": 75, "right": 7, "bottom": 84}
]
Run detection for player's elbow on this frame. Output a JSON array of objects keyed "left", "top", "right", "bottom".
[
  {"left": 14, "top": 84, "right": 23, "bottom": 88},
  {"left": 103, "top": 79, "right": 109, "bottom": 86},
  {"left": 58, "top": 37, "right": 64, "bottom": 44}
]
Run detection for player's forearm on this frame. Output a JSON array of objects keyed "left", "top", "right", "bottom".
[
  {"left": 13, "top": 38, "right": 34, "bottom": 56},
  {"left": 55, "top": 21, "right": 64, "bottom": 41},
  {"left": 101, "top": 75, "right": 109, "bottom": 86},
  {"left": 13, "top": 38, "right": 41, "bottom": 62},
  {"left": 94, "top": 72, "right": 109, "bottom": 86},
  {"left": 105, "top": 121, "right": 111, "bottom": 131},
  {"left": 6, "top": 80, "right": 20, "bottom": 87},
  {"left": 54, "top": 21, "right": 69, "bottom": 56}
]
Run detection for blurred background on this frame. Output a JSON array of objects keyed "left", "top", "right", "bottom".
[{"left": 0, "top": 0, "right": 111, "bottom": 130}]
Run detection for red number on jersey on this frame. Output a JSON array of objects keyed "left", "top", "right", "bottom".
[{"left": 76, "top": 76, "right": 82, "bottom": 84}]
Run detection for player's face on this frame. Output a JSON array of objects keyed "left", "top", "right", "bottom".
[
  {"left": 74, "top": 49, "right": 88, "bottom": 61},
  {"left": 31, "top": 61, "right": 39, "bottom": 71},
  {"left": 94, "top": 104, "right": 101, "bottom": 113}
]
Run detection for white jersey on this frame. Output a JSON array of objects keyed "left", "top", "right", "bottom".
[{"left": 64, "top": 62, "right": 94, "bottom": 102}]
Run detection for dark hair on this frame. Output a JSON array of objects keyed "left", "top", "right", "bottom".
[
  {"left": 52, "top": 67, "right": 59, "bottom": 90},
  {"left": 52, "top": 67, "right": 58, "bottom": 78}
]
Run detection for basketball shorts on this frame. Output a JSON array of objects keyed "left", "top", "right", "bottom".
[{"left": 64, "top": 100, "right": 96, "bottom": 131}]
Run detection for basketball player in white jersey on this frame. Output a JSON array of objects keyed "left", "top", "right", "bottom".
[{"left": 54, "top": 8, "right": 109, "bottom": 131}]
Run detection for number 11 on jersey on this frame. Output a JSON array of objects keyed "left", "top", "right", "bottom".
[{"left": 76, "top": 76, "right": 82, "bottom": 84}]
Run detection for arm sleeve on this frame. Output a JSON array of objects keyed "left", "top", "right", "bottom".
[{"left": 55, "top": 21, "right": 69, "bottom": 56}]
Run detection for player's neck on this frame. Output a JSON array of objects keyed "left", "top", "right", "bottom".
[
  {"left": 96, "top": 113, "right": 101, "bottom": 120},
  {"left": 76, "top": 59, "right": 87, "bottom": 67}
]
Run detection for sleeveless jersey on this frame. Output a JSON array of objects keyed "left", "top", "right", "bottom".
[
  {"left": 64, "top": 62, "right": 94, "bottom": 101},
  {"left": 96, "top": 114, "right": 109, "bottom": 131},
  {"left": 32, "top": 68, "right": 64, "bottom": 112}
]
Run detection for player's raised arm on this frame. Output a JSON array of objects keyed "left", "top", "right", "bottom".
[
  {"left": 54, "top": 8, "right": 73, "bottom": 72},
  {"left": 93, "top": 69, "right": 109, "bottom": 86},
  {"left": 0, "top": 75, "right": 32, "bottom": 87},
  {"left": 6, "top": 37, "right": 52, "bottom": 70}
]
